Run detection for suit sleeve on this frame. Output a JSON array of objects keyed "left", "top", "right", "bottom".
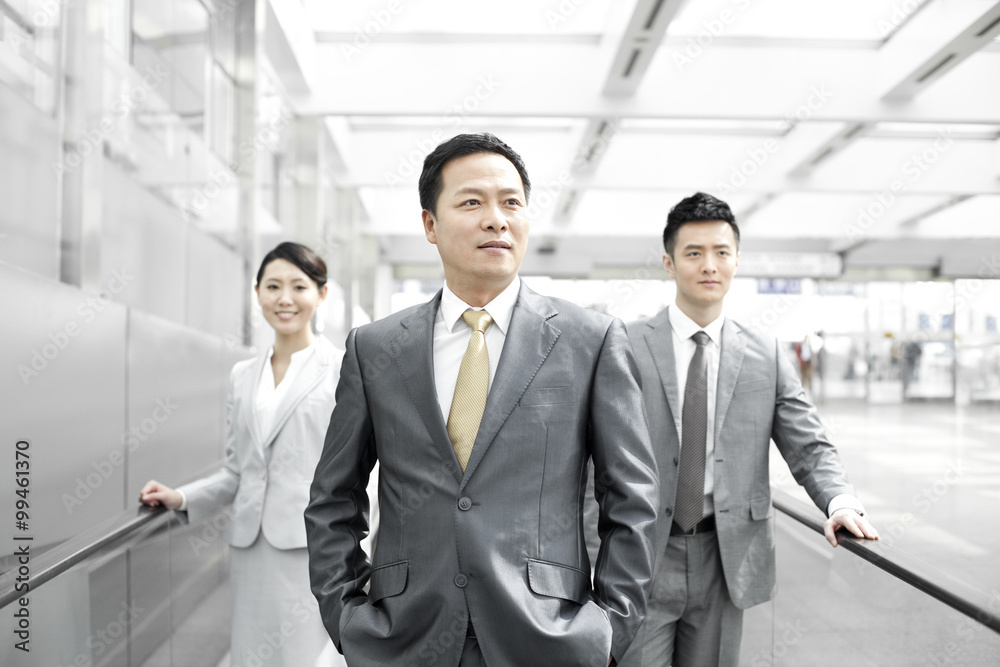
[
  {"left": 588, "top": 319, "right": 661, "bottom": 659},
  {"left": 178, "top": 365, "right": 241, "bottom": 523},
  {"left": 305, "top": 328, "right": 377, "bottom": 651},
  {"left": 771, "top": 337, "right": 855, "bottom": 513}
]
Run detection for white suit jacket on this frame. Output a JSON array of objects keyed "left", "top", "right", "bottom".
[{"left": 181, "top": 335, "right": 341, "bottom": 549}]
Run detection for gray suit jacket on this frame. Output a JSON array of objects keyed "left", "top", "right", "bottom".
[
  {"left": 628, "top": 309, "right": 854, "bottom": 609},
  {"left": 306, "top": 283, "right": 660, "bottom": 667},
  {"left": 181, "top": 335, "right": 340, "bottom": 549}
]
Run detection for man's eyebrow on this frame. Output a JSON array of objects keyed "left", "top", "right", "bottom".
[
  {"left": 451, "top": 186, "right": 523, "bottom": 198},
  {"left": 680, "top": 241, "right": 733, "bottom": 250}
]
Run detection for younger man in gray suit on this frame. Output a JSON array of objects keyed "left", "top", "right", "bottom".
[
  {"left": 620, "top": 192, "right": 879, "bottom": 666},
  {"left": 306, "top": 133, "right": 660, "bottom": 667}
]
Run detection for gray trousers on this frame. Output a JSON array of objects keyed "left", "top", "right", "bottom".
[{"left": 619, "top": 530, "right": 743, "bottom": 667}]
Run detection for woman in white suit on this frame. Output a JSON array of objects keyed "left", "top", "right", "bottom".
[{"left": 141, "top": 242, "right": 346, "bottom": 667}]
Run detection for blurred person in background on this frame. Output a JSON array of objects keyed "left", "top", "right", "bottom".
[
  {"left": 620, "top": 192, "right": 879, "bottom": 667},
  {"left": 140, "top": 241, "right": 348, "bottom": 667}
]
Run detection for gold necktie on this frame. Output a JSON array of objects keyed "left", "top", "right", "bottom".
[{"left": 447, "top": 309, "right": 494, "bottom": 470}]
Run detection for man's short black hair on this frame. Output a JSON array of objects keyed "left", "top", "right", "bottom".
[
  {"left": 418, "top": 133, "right": 531, "bottom": 216},
  {"left": 662, "top": 192, "right": 740, "bottom": 257}
]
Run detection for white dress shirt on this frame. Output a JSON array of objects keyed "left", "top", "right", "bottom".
[
  {"left": 433, "top": 277, "right": 521, "bottom": 425},
  {"left": 255, "top": 339, "right": 319, "bottom": 438},
  {"left": 668, "top": 305, "right": 862, "bottom": 519},
  {"left": 178, "top": 339, "right": 319, "bottom": 511}
]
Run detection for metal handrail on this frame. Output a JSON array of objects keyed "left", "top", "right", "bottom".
[
  {"left": 2, "top": 480, "right": 997, "bottom": 637},
  {"left": 0, "top": 461, "right": 225, "bottom": 609},
  {"left": 772, "top": 487, "right": 1000, "bottom": 635},
  {"left": 0, "top": 505, "right": 169, "bottom": 609}
]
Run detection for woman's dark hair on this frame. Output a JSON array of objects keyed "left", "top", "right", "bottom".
[
  {"left": 255, "top": 242, "right": 327, "bottom": 289},
  {"left": 418, "top": 133, "right": 531, "bottom": 215}
]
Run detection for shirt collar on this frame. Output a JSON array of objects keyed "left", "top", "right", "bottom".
[
  {"left": 668, "top": 304, "right": 725, "bottom": 345},
  {"left": 440, "top": 277, "right": 521, "bottom": 335},
  {"left": 265, "top": 337, "right": 319, "bottom": 366}
]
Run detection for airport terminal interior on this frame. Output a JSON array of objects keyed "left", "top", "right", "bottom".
[{"left": 1, "top": 0, "right": 999, "bottom": 665}]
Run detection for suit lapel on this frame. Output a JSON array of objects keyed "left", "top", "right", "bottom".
[
  {"left": 714, "top": 317, "right": 746, "bottom": 441},
  {"left": 260, "top": 337, "right": 333, "bottom": 450},
  {"left": 391, "top": 292, "right": 458, "bottom": 482},
  {"left": 245, "top": 353, "right": 269, "bottom": 454},
  {"left": 644, "top": 308, "right": 682, "bottom": 440},
  {"left": 460, "top": 284, "right": 559, "bottom": 487}
]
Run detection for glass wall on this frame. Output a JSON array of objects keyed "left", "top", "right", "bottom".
[
  {"left": 956, "top": 279, "right": 1000, "bottom": 403},
  {"left": 386, "top": 276, "right": 1000, "bottom": 406}
]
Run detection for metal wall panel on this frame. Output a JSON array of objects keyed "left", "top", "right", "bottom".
[
  {"left": 0, "top": 83, "right": 60, "bottom": 279},
  {"left": 0, "top": 261, "right": 127, "bottom": 549},
  {"left": 186, "top": 229, "right": 246, "bottom": 339},
  {"left": 0, "top": 563, "right": 94, "bottom": 666},
  {"left": 125, "top": 310, "right": 228, "bottom": 509},
  {"left": 125, "top": 311, "right": 248, "bottom": 665},
  {"left": 101, "top": 160, "right": 188, "bottom": 326}
]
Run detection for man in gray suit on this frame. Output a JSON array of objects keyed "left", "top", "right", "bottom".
[
  {"left": 620, "top": 192, "right": 879, "bottom": 666},
  {"left": 306, "top": 133, "right": 660, "bottom": 667}
]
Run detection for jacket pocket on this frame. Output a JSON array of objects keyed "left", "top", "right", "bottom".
[
  {"left": 369, "top": 560, "right": 408, "bottom": 603},
  {"left": 750, "top": 496, "right": 773, "bottom": 520},
  {"left": 526, "top": 559, "right": 589, "bottom": 604},
  {"left": 520, "top": 386, "right": 575, "bottom": 406}
]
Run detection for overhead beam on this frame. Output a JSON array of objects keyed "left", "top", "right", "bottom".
[
  {"left": 602, "top": 0, "right": 685, "bottom": 96},
  {"left": 554, "top": 0, "right": 687, "bottom": 225},
  {"left": 881, "top": 1, "right": 1000, "bottom": 100},
  {"left": 788, "top": 122, "right": 873, "bottom": 177}
]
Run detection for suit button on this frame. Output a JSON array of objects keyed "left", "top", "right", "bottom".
[
  {"left": 454, "top": 574, "right": 468, "bottom": 588},
  {"left": 665, "top": 507, "right": 673, "bottom": 516},
  {"left": 673, "top": 457, "right": 679, "bottom": 466},
  {"left": 458, "top": 497, "right": 472, "bottom": 511}
]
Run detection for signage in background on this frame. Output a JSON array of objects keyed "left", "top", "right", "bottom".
[{"left": 756, "top": 278, "right": 802, "bottom": 295}]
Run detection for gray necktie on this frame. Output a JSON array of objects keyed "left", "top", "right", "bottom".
[{"left": 674, "top": 331, "right": 710, "bottom": 532}]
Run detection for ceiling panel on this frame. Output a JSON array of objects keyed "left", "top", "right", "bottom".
[
  {"left": 590, "top": 131, "right": 788, "bottom": 189},
  {"left": 669, "top": 0, "right": 911, "bottom": 41},
  {"left": 746, "top": 192, "right": 953, "bottom": 239},
  {"left": 345, "top": 125, "right": 583, "bottom": 190},
  {"left": 294, "top": 0, "right": 1000, "bottom": 273},
  {"left": 304, "top": 0, "right": 620, "bottom": 35},
  {"left": 568, "top": 188, "right": 760, "bottom": 236},
  {"left": 915, "top": 195, "right": 1000, "bottom": 236},
  {"left": 804, "top": 136, "right": 1000, "bottom": 194}
]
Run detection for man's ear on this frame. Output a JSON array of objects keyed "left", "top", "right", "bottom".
[
  {"left": 422, "top": 209, "right": 438, "bottom": 244},
  {"left": 662, "top": 253, "right": 676, "bottom": 279}
]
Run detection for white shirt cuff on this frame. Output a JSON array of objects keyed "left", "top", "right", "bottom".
[
  {"left": 827, "top": 494, "right": 865, "bottom": 518},
  {"left": 177, "top": 489, "right": 188, "bottom": 511}
]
